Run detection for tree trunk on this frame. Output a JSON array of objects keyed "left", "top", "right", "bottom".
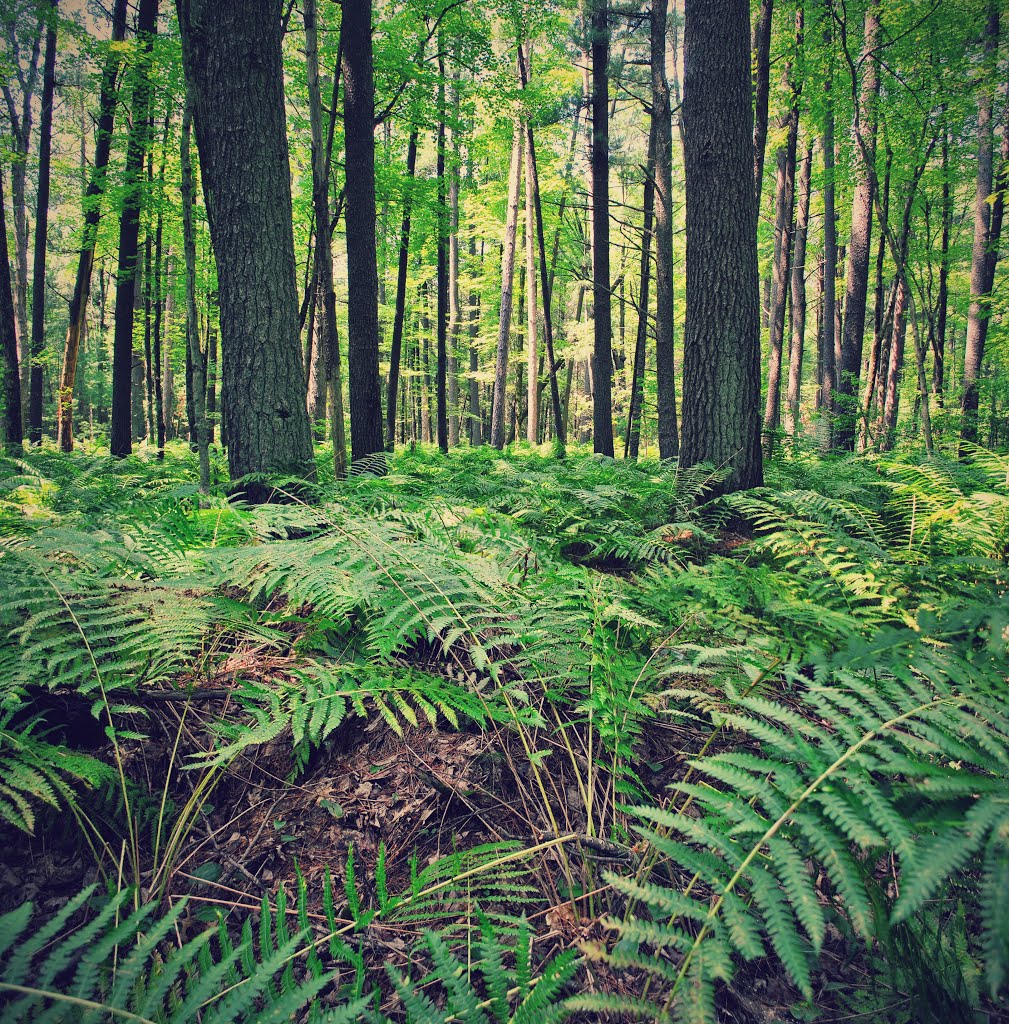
[
  {"left": 589, "top": 0, "right": 614, "bottom": 456},
  {"left": 626, "top": 122, "right": 655, "bottom": 460},
  {"left": 177, "top": 0, "right": 314, "bottom": 493},
  {"left": 467, "top": 233, "right": 481, "bottom": 445},
  {"left": 835, "top": 3, "right": 880, "bottom": 450},
  {"left": 524, "top": 118, "right": 539, "bottom": 445},
  {"left": 111, "top": 0, "right": 157, "bottom": 457},
  {"left": 784, "top": 140, "right": 812, "bottom": 439},
  {"left": 490, "top": 126, "right": 524, "bottom": 449},
  {"left": 305, "top": 0, "right": 347, "bottom": 475},
  {"left": 447, "top": 71, "right": 461, "bottom": 447},
  {"left": 151, "top": 114, "right": 169, "bottom": 457},
  {"left": 879, "top": 276, "right": 907, "bottom": 451},
  {"left": 386, "top": 129, "right": 418, "bottom": 448},
  {"left": 181, "top": 99, "right": 210, "bottom": 493},
  {"left": 653, "top": 0, "right": 678, "bottom": 459},
  {"left": 961, "top": 3, "right": 1004, "bottom": 450},
  {"left": 933, "top": 116, "right": 951, "bottom": 404},
  {"left": 681, "top": 0, "right": 762, "bottom": 493},
  {"left": 1, "top": 168, "right": 23, "bottom": 448},
  {"left": 751, "top": 0, "right": 773, "bottom": 205},
  {"left": 57, "top": 0, "right": 128, "bottom": 451},
  {"left": 27, "top": 0, "right": 57, "bottom": 443},
  {"left": 819, "top": 43, "right": 837, "bottom": 449},
  {"left": 761, "top": 8, "right": 802, "bottom": 457},
  {"left": 205, "top": 296, "right": 217, "bottom": 443},
  {"left": 435, "top": 55, "right": 449, "bottom": 454}
]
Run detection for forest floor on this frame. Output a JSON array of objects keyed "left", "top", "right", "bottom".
[{"left": 1, "top": 441, "right": 1007, "bottom": 1023}]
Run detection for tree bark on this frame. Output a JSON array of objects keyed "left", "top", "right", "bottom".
[
  {"left": 879, "top": 276, "right": 907, "bottom": 451},
  {"left": 761, "top": 8, "right": 802, "bottom": 457},
  {"left": 524, "top": 118, "right": 539, "bottom": 444},
  {"left": 835, "top": 2, "right": 880, "bottom": 450},
  {"left": 680, "top": 0, "right": 762, "bottom": 493},
  {"left": 653, "top": 0, "right": 678, "bottom": 459},
  {"left": 386, "top": 130, "right": 418, "bottom": 448},
  {"left": 27, "top": 0, "right": 57, "bottom": 443},
  {"left": 933, "top": 116, "right": 951, "bottom": 404},
  {"left": 490, "top": 126, "right": 524, "bottom": 449},
  {"left": 1, "top": 168, "right": 23, "bottom": 448},
  {"left": 961, "top": 2, "right": 1004, "bottom": 450},
  {"left": 177, "top": 0, "right": 314, "bottom": 493},
  {"left": 751, "top": 0, "right": 773, "bottom": 205},
  {"left": 435, "top": 55, "right": 449, "bottom": 454},
  {"left": 784, "top": 140, "right": 812, "bottom": 439},
  {"left": 111, "top": 0, "right": 157, "bottom": 457},
  {"left": 819, "top": 42, "right": 837, "bottom": 449},
  {"left": 57, "top": 0, "right": 128, "bottom": 450},
  {"left": 589, "top": 0, "right": 614, "bottom": 456},
  {"left": 305, "top": 0, "right": 347, "bottom": 475}
]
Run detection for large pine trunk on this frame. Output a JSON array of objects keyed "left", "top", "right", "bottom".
[
  {"left": 111, "top": 0, "right": 157, "bottom": 457},
  {"left": 680, "top": 0, "right": 762, "bottom": 493},
  {"left": 342, "top": 0, "right": 386, "bottom": 464},
  {"left": 176, "top": 0, "right": 313, "bottom": 491}
]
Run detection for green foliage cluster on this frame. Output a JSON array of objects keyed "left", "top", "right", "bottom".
[{"left": 0, "top": 441, "right": 1007, "bottom": 1021}]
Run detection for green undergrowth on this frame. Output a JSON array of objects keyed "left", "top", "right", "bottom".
[{"left": 0, "top": 439, "right": 1007, "bottom": 1022}]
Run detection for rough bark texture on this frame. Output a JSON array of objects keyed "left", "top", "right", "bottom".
[
  {"left": 879, "top": 276, "right": 908, "bottom": 451},
  {"left": 653, "top": 0, "right": 678, "bottom": 459},
  {"left": 961, "top": 3, "right": 1004, "bottom": 449},
  {"left": 525, "top": 122, "right": 539, "bottom": 444},
  {"left": 784, "top": 141, "right": 812, "bottom": 439},
  {"left": 819, "top": 50, "right": 837, "bottom": 449},
  {"left": 1, "top": 168, "right": 23, "bottom": 447},
  {"left": 435, "top": 61, "right": 449, "bottom": 454},
  {"left": 27, "top": 0, "right": 57, "bottom": 443},
  {"left": 835, "top": 4, "right": 880, "bottom": 449},
  {"left": 386, "top": 130, "right": 418, "bottom": 448},
  {"left": 589, "top": 0, "right": 614, "bottom": 456},
  {"left": 490, "top": 126, "right": 524, "bottom": 449},
  {"left": 177, "top": 0, "right": 314, "bottom": 490},
  {"left": 681, "top": 0, "right": 762, "bottom": 493},
  {"left": 111, "top": 0, "right": 157, "bottom": 457}
]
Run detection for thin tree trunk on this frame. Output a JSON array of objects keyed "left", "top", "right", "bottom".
[
  {"left": 181, "top": 98, "right": 210, "bottom": 493},
  {"left": 447, "top": 71, "right": 461, "bottom": 447},
  {"left": 490, "top": 126, "right": 524, "bottom": 449},
  {"left": 525, "top": 117, "right": 539, "bottom": 444},
  {"left": 761, "top": 8, "right": 803, "bottom": 457},
  {"left": 653, "top": 0, "right": 678, "bottom": 459},
  {"left": 467, "top": 233, "right": 481, "bottom": 444},
  {"left": 305, "top": 0, "right": 347, "bottom": 474},
  {"left": 386, "top": 129, "right": 418, "bottom": 448},
  {"left": 961, "top": 3, "right": 1005, "bottom": 450},
  {"left": 933, "top": 116, "right": 951, "bottom": 404},
  {"left": 111, "top": 0, "right": 157, "bottom": 457},
  {"left": 835, "top": 2, "right": 880, "bottom": 450},
  {"left": 751, "top": 0, "right": 773, "bottom": 204},
  {"left": 626, "top": 121, "right": 655, "bottom": 460},
  {"left": 435, "top": 54, "right": 449, "bottom": 454},
  {"left": 820, "top": 41, "right": 837, "bottom": 449},
  {"left": 589, "top": 0, "right": 614, "bottom": 456},
  {"left": 57, "top": 0, "right": 128, "bottom": 451},
  {"left": 879, "top": 276, "right": 907, "bottom": 451},
  {"left": 205, "top": 296, "right": 217, "bottom": 444},
  {"left": 1, "top": 167, "right": 23, "bottom": 448},
  {"left": 784, "top": 141, "right": 813, "bottom": 439},
  {"left": 151, "top": 112, "right": 170, "bottom": 457},
  {"left": 27, "top": 0, "right": 57, "bottom": 443},
  {"left": 342, "top": 0, "right": 385, "bottom": 464}
]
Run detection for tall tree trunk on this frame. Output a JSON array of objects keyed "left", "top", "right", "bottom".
[
  {"left": 341, "top": 0, "right": 388, "bottom": 464},
  {"left": 681, "top": 0, "right": 762, "bottom": 493},
  {"left": 27, "top": 0, "right": 57, "bottom": 443},
  {"left": 386, "top": 129, "right": 418, "bottom": 448},
  {"left": 819, "top": 42, "right": 837, "bottom": 449},
  {"left": 835, "top": 2, "right": 880, "bottom": 450},
  {"left": 111, "top": 0, "right": 157, "bottom": 457},
  {"left": 761, "top": 8, "right": 803, "bottom": 457},
  {"left": 751, "top": 0, "right": 773, "bottom": 204},
  {"left": 524, "top": 117, "right": 539, "bottom": 444},
  {"left": 305, "top": 0, "right": 347, "bottom": 474},
  {"left": 467, "top": 233, "right": 481, "bottom": 444},
  {"left": 961, "top": 3, "right": 1004, "bottom": 450},
  {"left": 177, "top": 0, "right": 314, "bottom": 494},
  {"left": 447, "top": 71, "right": 461, "bottom": 447},
  {"left": 784, "top": 140, "right": 813, "bottom": 439},
  {"left": 181, "top": 98, "right": 210, "bottom": 493},
  {"left": 151, "top": 112, "right": 170, "bottom": 458},
  {"left": 435, "top": 54, "right": 449, "bottom": 454},
  {"left": 589, "top": 0, "right": 614, "bottom": 456},
  {"left": 57, "top": 0, "right": 128, "bottom": 451},
  {"left": 626, "top": 122, "right": 655, "bottom": 460},
  {"left": 144, "top": 219, "right": 155, "bottom": 442},
  {"left": 1, "top": 168, "right": 23, "bottom": 448},
  {"left": 205, "top": 293, "right": 217, "bottom": 443},
  {"left": 490, "top": 126, "right": 524, "bottom": 449},
  {"left": 653, "top": 0, "right": 678, "bottom": 459},
  {"left": 933, "top": 116, "right": 951, "bottom": 404},
  {"left": 879, "top": 276, "right": 907, "bottom": 451}
]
